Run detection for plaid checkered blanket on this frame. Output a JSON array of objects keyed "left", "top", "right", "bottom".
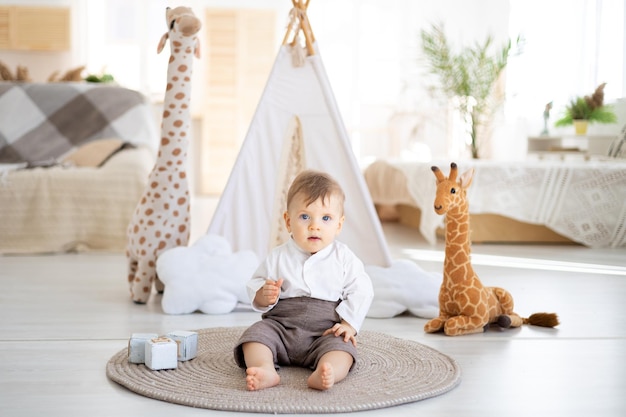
[{"left": 0, "top": 82, "right": 158, "bottom": 164}]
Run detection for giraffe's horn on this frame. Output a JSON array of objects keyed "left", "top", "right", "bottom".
[
  {"left": 431, "top": 166, "right": 445, "bottom": 183},
  {"left": 449, "top": 162, "right": 458, "bottom": 182}
]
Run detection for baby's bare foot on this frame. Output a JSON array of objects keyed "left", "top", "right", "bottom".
[
  {"left": 245, "top": 367, "right": 280, "bottom": 391},
  {"left": 307, "top": 362, "right": 335, "bottom": 390}
]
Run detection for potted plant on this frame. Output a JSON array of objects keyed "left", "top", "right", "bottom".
[
  {"left": 420, "top": 23, "right": 522, "bottom": 159},
  {"left": 555, "top": 83, "right": 617, "bottom": 135}
]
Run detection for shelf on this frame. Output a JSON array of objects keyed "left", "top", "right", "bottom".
[{"left": 527, "top": 134, "right": 615, "bottom": 158}]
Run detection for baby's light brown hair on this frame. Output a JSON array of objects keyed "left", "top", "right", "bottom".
[{"left": 286, "top": 170, "right": 345, "bottom": 213}]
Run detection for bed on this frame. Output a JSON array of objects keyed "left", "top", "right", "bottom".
[
  {"left": 364, "top": 159, "right": 626, "bottom": 248},
  {"left": 0, "top": 82, "right": 158, "bottom": 254}
]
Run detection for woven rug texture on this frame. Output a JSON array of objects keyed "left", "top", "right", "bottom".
[{"left": 106, "top": 327, "right": 461, "bottom": 413}]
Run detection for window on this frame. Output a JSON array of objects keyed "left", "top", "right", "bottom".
[{"left": 507, "top": 0, "right": 625, "bottom": 126}]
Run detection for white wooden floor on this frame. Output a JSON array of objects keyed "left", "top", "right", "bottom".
[{"left": 1, "top": 197, "right": 625, "bottom": 417}]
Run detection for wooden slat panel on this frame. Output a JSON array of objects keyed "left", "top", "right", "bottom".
[
  {"left": 14, "top": 7, "right": 70, "bottom": 50},
  {"left": 0, "top": 6, "right": 70, "bottom": 51},
  {"left": 237, "top": 11, "right": 276, "bottom": 127},
  {"left": 0, "top": 7, "right": 9, "bottom": 49},
  {"left": 198, "top": 8, "right": 276, "bottom": 195}
]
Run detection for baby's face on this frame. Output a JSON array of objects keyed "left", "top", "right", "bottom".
[{"left": 284, "top": 192, "right": 344, "bottom": 254}]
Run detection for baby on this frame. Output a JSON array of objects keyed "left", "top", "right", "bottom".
[{"left": 234, "top": 170, "right": 373, "bottom": 391}]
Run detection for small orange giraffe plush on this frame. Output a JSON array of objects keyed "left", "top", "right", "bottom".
[{"left": 424, "top": 162, "right": 559, "bottom": 336}]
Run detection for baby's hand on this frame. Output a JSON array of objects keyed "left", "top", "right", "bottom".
[
  {"left": 323, "top": 320, "right": 357, "bottom": 347},
  {"left": 259, "top": 278, "right": 283, "bottom": 306}
]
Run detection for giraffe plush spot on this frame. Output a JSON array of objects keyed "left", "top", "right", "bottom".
[{"left": 476, "top": 303, "right": 487, "bottom": 316}]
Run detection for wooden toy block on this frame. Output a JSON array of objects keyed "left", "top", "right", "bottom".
[
  {"left": 167, "top": 330, "right": 198, "bottom": 361},
  {"left": 128, "top": 333, "right": 158, "bottom": 364},
  {"left": 144, "top": 337, "right": 178, "bottom": 370}
]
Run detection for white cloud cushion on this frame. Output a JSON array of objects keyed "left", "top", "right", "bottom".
[{"left": 157, "top": 234, "right": 258, "bottom": 314}]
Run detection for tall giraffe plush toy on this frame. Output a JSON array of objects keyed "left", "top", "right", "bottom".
[
  {"left": 126, "top": 6, "right": 201, "bottom": 304},
  {"left": 423, "top": 162, "right": 559, "bottom": 336}
]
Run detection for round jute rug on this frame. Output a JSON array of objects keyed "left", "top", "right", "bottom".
[{"left": 106, "top": 327, "right": 460, "bottom": 414}]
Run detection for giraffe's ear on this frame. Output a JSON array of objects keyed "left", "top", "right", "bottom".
[
  {"left": 194, "top": 39, "right": 201, "bottom": 59},
  {"left": 157, "top": 32, "right": 169, "bottom": 54},
  {"left": 458, "top": 168, "right": 474, "bottom": 189}
]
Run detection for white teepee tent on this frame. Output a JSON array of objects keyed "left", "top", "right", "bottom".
[{"left": 207, "top": 1, "right": 392, "bottom": 267}]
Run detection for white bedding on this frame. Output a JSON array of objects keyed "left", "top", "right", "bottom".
[
  {"left": 365, "top": 159, "right": 626, "bottom": 248},
  {"left": 0, "top": 146, "right": 154, "bottom": 254}
]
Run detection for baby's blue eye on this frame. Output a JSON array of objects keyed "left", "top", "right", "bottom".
[
  {"left": 300, "top": 214, "right": 309, "bottom": 220},
  {"left": 322, "top": 215, "right": 331, "bottom": 221}
]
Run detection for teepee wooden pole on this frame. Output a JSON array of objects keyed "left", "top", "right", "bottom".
[
  {"left": 281, "top": 24, "right": 294, "bottom": 45},
  {"left": 304, "top": 0, "right": 315, "bottom": 43},
  {"left": 298, "top": 1, "right": 315, "bottom": 56},
  {"left": 281, "top": 0, "right": 298, "bottom": 45},
  {"left": 280, "top": 0, "right": 315, "bottom": 56}
]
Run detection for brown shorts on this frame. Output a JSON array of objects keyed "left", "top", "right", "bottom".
[{"left": 234, "top": 297, "right": 357, "bottom": 370}]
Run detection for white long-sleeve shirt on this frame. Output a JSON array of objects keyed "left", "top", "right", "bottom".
[{"left": 246, "top": 238, "right": 374, "bottom": 332}]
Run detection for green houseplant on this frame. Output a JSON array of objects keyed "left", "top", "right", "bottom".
[
  {"left": 555, "top": 83, "right": 617, "bottom": 134},
  {"left": 420, "top": 23, "right": 522, "bottom": 159}
]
